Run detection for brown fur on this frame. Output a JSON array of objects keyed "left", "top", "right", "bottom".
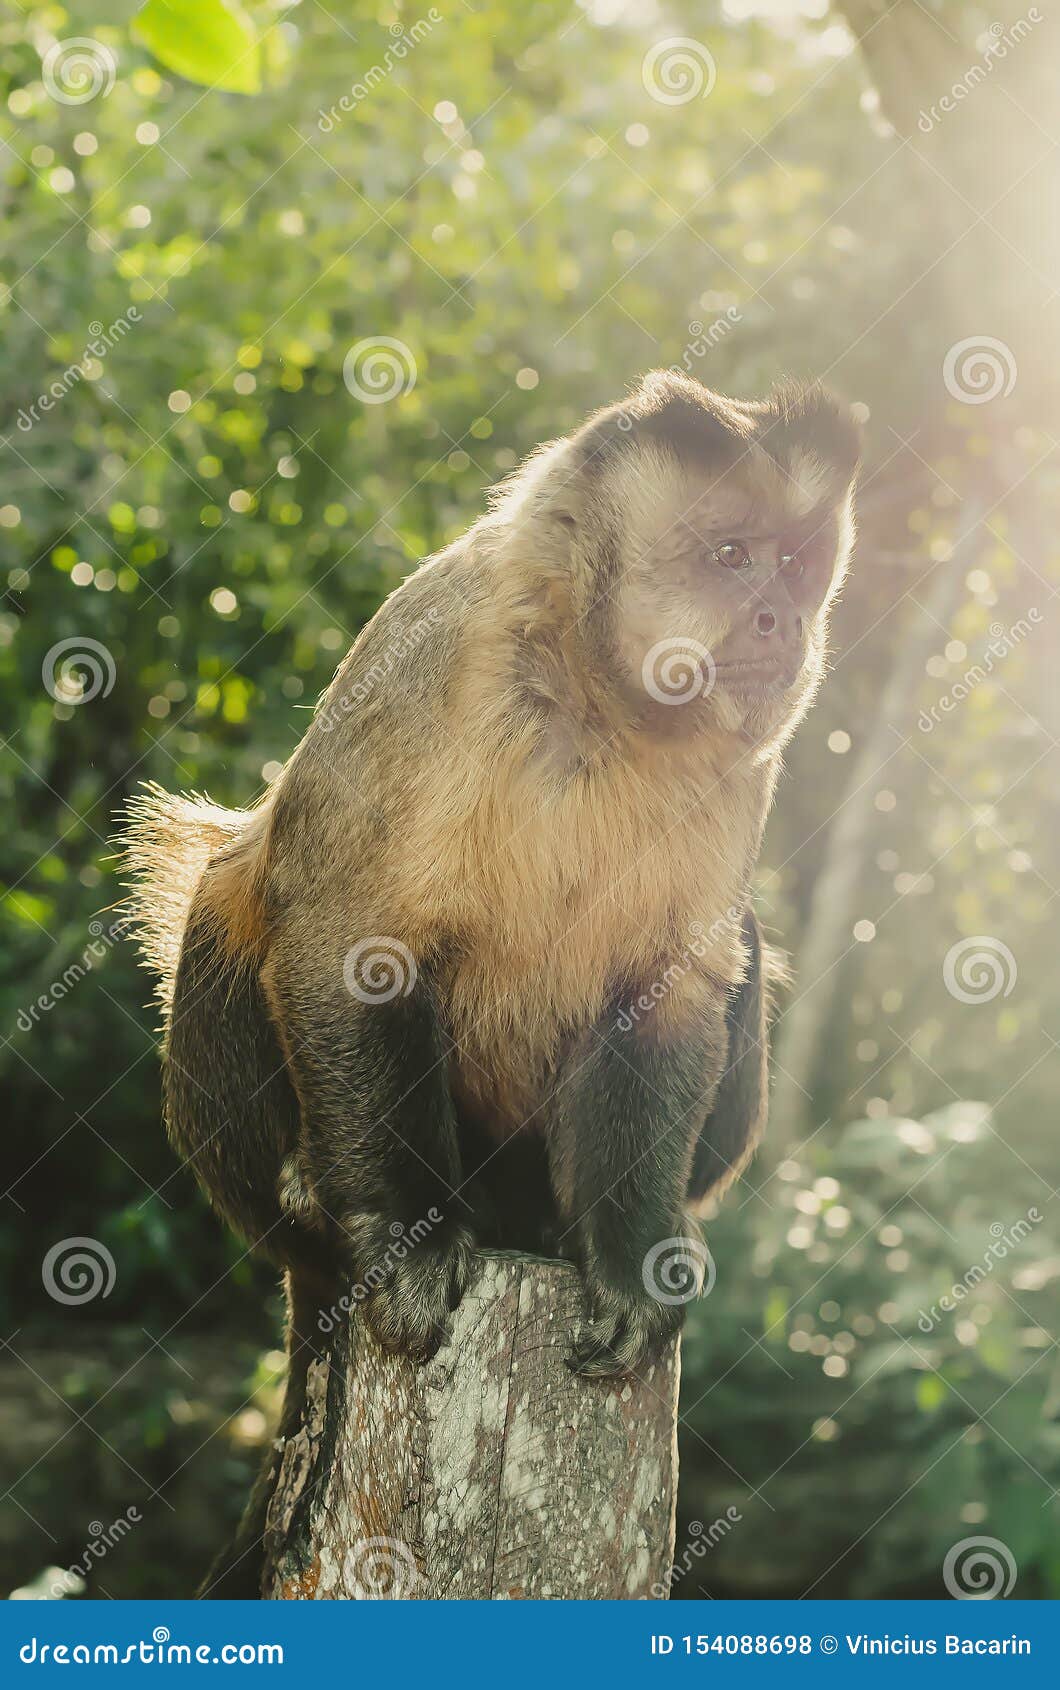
[{"left": 121, "top": 370, "right": 858, "bottom": 1372}]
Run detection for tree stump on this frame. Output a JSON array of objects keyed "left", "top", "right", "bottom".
[{"left": 259, "top": 1253, "right": 680, "bottom": 1600}]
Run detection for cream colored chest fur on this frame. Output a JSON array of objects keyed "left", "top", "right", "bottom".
[{"left": 392, "top": 720, "right": 765, "bottom": 1136}]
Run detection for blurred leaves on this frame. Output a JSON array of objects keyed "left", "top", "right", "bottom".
[
  {"left": 678, "top": 1101, "right": 1059, "bottom": 1597},
  {"left": 1, "top": 0, "right": 1057, "bottom": 1600},
  {"left": 133, "top": 0, "right": 263, "bottom": 95}
]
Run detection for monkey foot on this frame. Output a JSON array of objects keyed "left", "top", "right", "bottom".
[
  {"left": 342, "top": 1213, "right": 477, "bottom": 1363},
  {"left": 566, "top": 1282, "right": 685, "bottom": 1380}
]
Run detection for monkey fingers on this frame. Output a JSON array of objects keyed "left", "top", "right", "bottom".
[
  {"left": 342, "top": 1210, "right": 477, "bottom": 1363},
  {"left": 566, "top": 1280, "right": 685, "bottom": 1380}
]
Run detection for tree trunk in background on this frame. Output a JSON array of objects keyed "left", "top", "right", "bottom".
[
  {"left": 769, "top": 0, "right": 1057, "bottom": 1138},
  {"left": 258, "top": 1254, "right": 680, "bottom": 1600},
  {"left": 838, "top": 0, "right": 1059, "bottom": 428},
  {"left": 770, "top": 501, "right": 986, "bottom": 1143}
]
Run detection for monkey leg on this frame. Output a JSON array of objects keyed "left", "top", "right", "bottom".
[
  {"left": 687, "top": 909, "right": 769, "bottom": 1213},
  {"left": 548, "top": 997, "right": 728, "bottom": 1380},
  {"left": 273, "top": 969, "right": 475, "bottom": 1362}
]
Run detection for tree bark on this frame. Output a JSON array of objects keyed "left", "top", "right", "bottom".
[{"left": 258, "top": 1253, "right": 680, "bottom": 1600}]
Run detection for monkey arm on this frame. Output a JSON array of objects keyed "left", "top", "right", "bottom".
[
  {"left": 267, "top": 954, "right": 475, "bottom": 1361},
  {"left": 547, "top": 990, "right": 729, "bottom": 1378},
  {"left": 687, "top": 907, "right": 770, "bottom": 1213}
]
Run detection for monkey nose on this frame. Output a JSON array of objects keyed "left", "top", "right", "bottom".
[{"left": 753, "top": 607, "right": 803, "bottom": 644}]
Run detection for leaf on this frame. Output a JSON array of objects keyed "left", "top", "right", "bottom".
[
  {"left": 133, "top": 0, "right": 261, "bottom": 94},
  {"left": 864, "top": 1339, "right": 928, "bottom": 1380},
  {"left": 763, "top": 1287, "right": 788, "bottom": 1340},
  {"left": 915, "top": 1372, "right": 948, "bottom": 1412},
  {"left": 919, "top": 1099, "right": 993, "bottom": 1143}
]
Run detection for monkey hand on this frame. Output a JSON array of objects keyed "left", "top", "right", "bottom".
[
  {"left": 341, "top": 1212, "right": 477, "bottom": 1363},
  {"left": 566, "top": 1273, "right": 686, "bottom": 1380}
]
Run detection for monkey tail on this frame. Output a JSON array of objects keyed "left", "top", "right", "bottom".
[
  {"left": 119, "top": 784, "right": 334, "bottom": 1282},
  {"left": 122, "top": 794, "right": 337, "bottom": 1598},
  {"left": 120, "top": 783, "right": 264, "bottom": 1022}
]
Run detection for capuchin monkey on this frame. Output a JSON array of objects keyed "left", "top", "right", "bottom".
[{"left": 124, "top": 370, "right": 859, "bottom": 1388}]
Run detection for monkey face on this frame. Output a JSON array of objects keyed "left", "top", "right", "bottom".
[
  {"left": 668, "top": 477, "right": 848, "bottom": 702},
  {"left": 571, "top": 371, "right": 859, "bottom": 738}
]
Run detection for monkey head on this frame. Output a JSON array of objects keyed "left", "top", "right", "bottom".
[{"left": 525, "top": 370, "right": 860, "bottom": 748}]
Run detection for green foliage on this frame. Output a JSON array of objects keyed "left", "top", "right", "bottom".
[
  {"left": 133, "top": 0, "right": 264, "bottom": 94},
  {"left": 2, "top": 0, "right": 1057, "bottom": 1599},
  {"left": 678, "top": 1101, "right": 1059, "bottom": 1596}
]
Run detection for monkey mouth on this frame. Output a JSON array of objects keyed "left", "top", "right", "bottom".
[{"left": 714, "top": 656, "right": 800, "bottom": 690}]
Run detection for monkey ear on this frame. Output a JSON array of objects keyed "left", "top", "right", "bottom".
[
  {"left": 757, "top": 380, "right": 862, "bottom": 491},
  {"left": 523, "top": 437, "right": 585, "bottom": 536},
  {"left": 539, "top": 498, "right": 583, "bottom": 553}
]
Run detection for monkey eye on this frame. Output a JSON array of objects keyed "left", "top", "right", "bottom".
[
  {"left": 713, "top": 539, "right": 750, "bottom": 569},
  {"left": 779, "top": 549, "right": 804, "bottom": 580}
]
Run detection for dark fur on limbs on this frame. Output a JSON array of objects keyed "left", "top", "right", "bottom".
[
  {"left": 273, "top": 970, "right": 475, "bottom": 1362},
  {"left": 549, "top": 992, "right": 729, "bottom": 1378},
  {"left": 688, "top": 909, "right": 770, "bottom": 1208},
  {"left": 165, "top": 902, "right": 330, "bottom": 1283}
]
